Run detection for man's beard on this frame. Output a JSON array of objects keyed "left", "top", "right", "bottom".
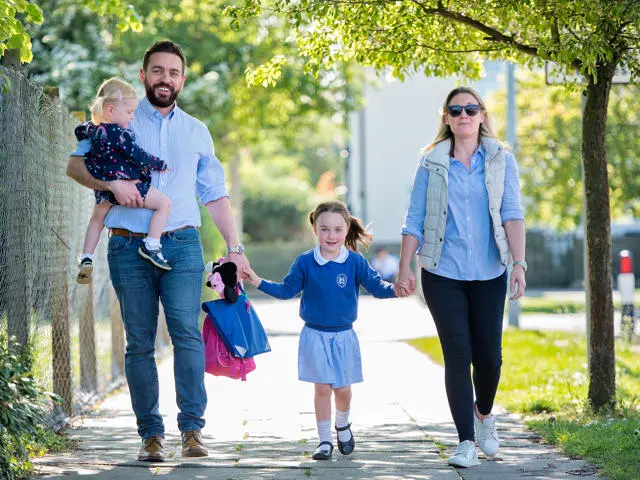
[{"left": 145, "top": 81, "right": 180, "bottom": 108}]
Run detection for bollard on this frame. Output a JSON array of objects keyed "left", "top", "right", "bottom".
[{"left": 617, "top": 250, "right": 635, "bottom": 341}]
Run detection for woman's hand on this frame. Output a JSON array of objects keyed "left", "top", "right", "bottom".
[
  {"left": 509, "top": 264, "right": 526, "bottom": 300},
  {"left": 394, "top": 267, "right": 416, "bottom": 297}
]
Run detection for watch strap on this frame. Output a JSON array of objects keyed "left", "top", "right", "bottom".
[{"left": 513, "top": 260, "right": 527, "bottom": 272}]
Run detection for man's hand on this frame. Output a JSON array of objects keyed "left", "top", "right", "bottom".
[
  {"left": 223, "top": 252, "right": 250, "bottom": 280},
  {"left": 110, "top": 179, "right": 144, "bottom": 207}
]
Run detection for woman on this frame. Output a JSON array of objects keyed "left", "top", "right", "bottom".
[{"left": 397, "top": 86, "right": 526, "bottom": 468}]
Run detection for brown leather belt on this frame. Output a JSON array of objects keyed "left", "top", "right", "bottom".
[{"left": 109, "top": 226, "right": 194, "bottom": 238}]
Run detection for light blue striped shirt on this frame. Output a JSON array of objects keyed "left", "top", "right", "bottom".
[
  {"left": 72, "top": 97, "right": 228, "bottom": 232},
  {"left": 401, "top": 145, "right": 524, "bottom": 281}
]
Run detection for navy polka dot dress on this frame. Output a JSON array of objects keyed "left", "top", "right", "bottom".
[{"left": 75, "top": 122, "right": 167, "bottom": 205}]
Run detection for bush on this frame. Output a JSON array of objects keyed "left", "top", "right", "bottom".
[
  {"left": 242, "top": 166, "right": 316, "bottom": 243},
  {"left": 0, "top": 334, "right": 60, "bottom": 480}
]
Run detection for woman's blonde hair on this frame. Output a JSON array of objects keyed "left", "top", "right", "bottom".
[
  {"left": 309, "top": 201, "right": 372, "bottom": 253},
  {"left": 90, "top": 77, "right": 137, "bottom": 124},
  {"left": 425, "top": 86, "right": 497, "bottom": 154}
]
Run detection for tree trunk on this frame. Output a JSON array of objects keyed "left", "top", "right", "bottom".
[{"left": 582, "top": 63, "right": 616, "bottom": 410}]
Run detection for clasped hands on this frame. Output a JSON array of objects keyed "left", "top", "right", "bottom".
[{"left": 394, "top": 267, "right": 415, "bottom": 297}]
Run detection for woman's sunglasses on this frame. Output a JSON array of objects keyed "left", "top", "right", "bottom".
[{"left": 446, "top": 104, "right": 481, "bottom": 117}]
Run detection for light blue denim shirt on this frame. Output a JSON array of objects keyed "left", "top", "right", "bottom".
[
  {"left": 72, "top": 97, "right": 228, "bottom": 232},
  {"left": 401, "top": 145, "right": 524, "bottom": 281}
]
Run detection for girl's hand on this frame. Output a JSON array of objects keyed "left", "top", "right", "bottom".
[{"left": 244, "top": 266, "right": 262, "bottom": 288}]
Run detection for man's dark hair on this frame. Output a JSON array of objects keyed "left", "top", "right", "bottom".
[{"left": 143, "top": 40, "right": 186, "bottom": 73}]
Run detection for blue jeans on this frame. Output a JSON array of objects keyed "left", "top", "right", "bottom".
[{"left": 108, "top": 227, "right": 206, "bottom": 440}]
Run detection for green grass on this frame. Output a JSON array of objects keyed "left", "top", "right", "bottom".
[
  {"left": 518, "top": 296, "right": 585, "bottom": 314},
  {"left": 517, "top": 290, "right": 640, "bottom": 315},
  {"left": 408, "top": 330, "right": 640, "bottom": 480}
]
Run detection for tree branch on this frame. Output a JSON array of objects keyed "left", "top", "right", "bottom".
[
  {"left": 409, "top": 1, "right": 539, "bottom": 57},
  {"left": 413, "top": 43, "right": 503, "bottom": 54}
]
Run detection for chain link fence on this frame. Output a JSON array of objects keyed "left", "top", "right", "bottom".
[{"left": 0, "top": 55, "right": 170, "bottom": 426}]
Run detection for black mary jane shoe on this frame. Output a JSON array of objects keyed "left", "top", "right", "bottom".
[
  {"left": 312, "top": 441, "right": 334, "bottom": 460},
  {"left": 335, "top": 423, "right": 356, "bottom": 455}
]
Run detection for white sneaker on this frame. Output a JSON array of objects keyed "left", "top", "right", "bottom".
[
  {"left": 448, "top": 440, "right": 479, "bottom": 468},
  {"left": 475, "top": 413, "right": 499, "bottom": 456}
]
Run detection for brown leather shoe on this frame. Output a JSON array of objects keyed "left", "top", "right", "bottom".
[
  {"left": 181, "top": 430, "right": 208, "bottom": 457},
  {"left": 137, "top": 436, "right": 165, "bottom": 462}
]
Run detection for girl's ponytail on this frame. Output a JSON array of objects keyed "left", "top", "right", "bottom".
[{"left": 345, "top": 216, "right": 372, "bottom": 253}]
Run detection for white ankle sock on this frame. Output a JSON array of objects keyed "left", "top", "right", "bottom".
[
  {"left": 316, "top": 419, "right": 332, "bottom": 450},
  {"left": 335, "top": 409, "right": 351, "bottom": 442},
  {"left": 80, "top": 253, "right": 93, "bottom": 261},
  {"left": 144, "top": 237, "right": 161, "bottom": 250}
]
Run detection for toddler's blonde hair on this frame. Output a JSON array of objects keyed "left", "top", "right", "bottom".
[{"left": 90, "top": 77, "right": 137, "bottom": 124}]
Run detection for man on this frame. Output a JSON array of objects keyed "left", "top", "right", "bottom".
[{"left": 67, "top": 40, "right": 249, "bottom": 462}]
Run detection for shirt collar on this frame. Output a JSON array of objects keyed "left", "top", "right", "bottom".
[
  {"left": 138, "top": 97, "right": 180, "bottom": 120},
  {"left": 449, "top": 144, "right": 485, "bottom": 166},
  {"left": 313, "top": 245, "right": 349, "bottom": 265}
]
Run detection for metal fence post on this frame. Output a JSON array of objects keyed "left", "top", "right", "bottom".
[
  {"left": 41, "top": 85, "right": 74, "bottom": 414},
  {"left": 2, "top": 50, "right": 30, "bottom": 352}
]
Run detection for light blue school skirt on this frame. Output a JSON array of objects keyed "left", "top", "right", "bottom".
[{"left": 298, "top": 325, "right": 363, "bottom": 388}]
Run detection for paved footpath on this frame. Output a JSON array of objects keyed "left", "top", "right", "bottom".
[{"left": 34, "top": 296, "right": 602, "bottom": 479}]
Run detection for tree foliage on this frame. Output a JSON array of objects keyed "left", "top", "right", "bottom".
[
  {"left": 231, "top": 1, "right": 640, "bottom": 85},
  {"left": 1, "top": 0, "right": 140, "bottom": 64},
  {"left": 491, "top": 71, "right": 640, "bottom": 231}
]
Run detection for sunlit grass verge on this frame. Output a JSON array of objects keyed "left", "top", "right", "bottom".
[
  {"left": 408, "top": 330, "right": 640, "bottom": 480},
  {"left": 517, "top": 290, "right": 640, "bottom": 315}
]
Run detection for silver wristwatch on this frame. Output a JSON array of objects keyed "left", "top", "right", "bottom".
[
  {"left": 513, "top": 260, "right": 527, "bottom": 272},
  {"left": 227, "top": 244, "right": 245, "bottom": 255}
]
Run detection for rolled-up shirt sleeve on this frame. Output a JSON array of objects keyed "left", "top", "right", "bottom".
[
  {"left": 196, "top": 132, "right": 229, "bottom": 205},
  {"left": 71, "top": 139, "right": 91, "bottom": 156},
  {"left": 400, "top": 161, "right": 429, "bottom": 249},
  {"left": 500, "top": 151, "right": 525, "bottom": 223}
]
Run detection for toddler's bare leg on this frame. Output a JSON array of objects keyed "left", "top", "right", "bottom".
[
  {"left": 82, "top": 202, "right": 111, "bottom": 255},
  {"left": 143, "top": 187, "right": 172, "bottom": 239}
]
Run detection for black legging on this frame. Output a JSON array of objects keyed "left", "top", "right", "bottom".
[{"left": 421, "top": 269, "right": 507, "bottom": 442}]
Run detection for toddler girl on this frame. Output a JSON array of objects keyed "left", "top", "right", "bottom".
[{"left": 75, "top": 77, "right": 172, "bottom": 283}]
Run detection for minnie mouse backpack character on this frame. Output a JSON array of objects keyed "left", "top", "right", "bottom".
[{"left": 202, "top": 260, "right": 256, "bottom": 381}]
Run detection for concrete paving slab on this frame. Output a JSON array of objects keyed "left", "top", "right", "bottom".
[{"left": 33, "top": 296, "right": 604, "bottom": 479}]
